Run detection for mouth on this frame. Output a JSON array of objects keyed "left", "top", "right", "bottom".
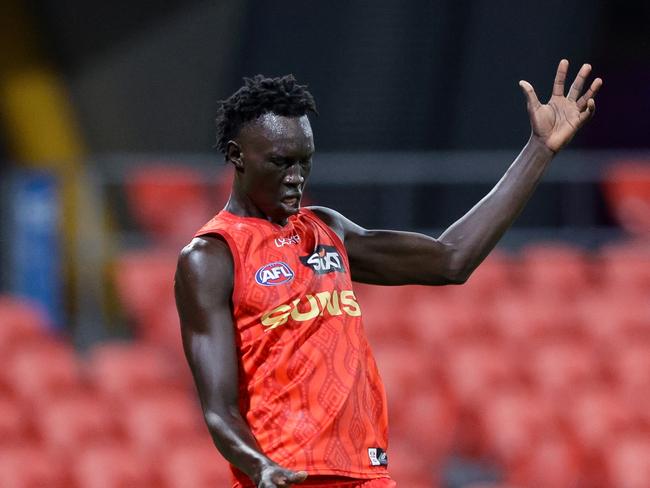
[{"left": 281, "top": 194, "right": 301, "bottom": 208}]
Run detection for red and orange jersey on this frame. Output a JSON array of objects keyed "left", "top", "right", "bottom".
[{"left": 195, "top": 209, "right": 389, "bottom": 486}]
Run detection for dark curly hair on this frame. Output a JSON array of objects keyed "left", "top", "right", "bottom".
[{"left": 215, "top": 74, "right": 317, "bottom": 154}]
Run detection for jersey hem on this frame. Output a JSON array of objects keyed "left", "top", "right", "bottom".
[
  {"left": 232, "top": 467, "right": 391, "bottom": 488},
  {"left": 233, "top": 466, "right": 391, "bottom": 487}
]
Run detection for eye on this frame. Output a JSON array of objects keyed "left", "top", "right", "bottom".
[{"left": 268, "top": 156, "right": 285, "bottom": 166}]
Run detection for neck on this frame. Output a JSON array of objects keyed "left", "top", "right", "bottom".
[{"left": 224, "top": 185, "right": 289, "bottom": 226}]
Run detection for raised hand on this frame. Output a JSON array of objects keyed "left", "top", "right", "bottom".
[
  {"left": 256, "top": 464, "right": 308, "bottom": 488},
  {"left": 519, "top": 59, "right": 602, "bottom": 153}
]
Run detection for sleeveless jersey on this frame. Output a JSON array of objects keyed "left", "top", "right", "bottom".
[{"left": 194, "top": 209, "right": 389, "bottom": 486}]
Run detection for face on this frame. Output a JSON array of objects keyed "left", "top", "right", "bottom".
[{"left": 228, "top": 113, "right": 314, "bottom": 224}]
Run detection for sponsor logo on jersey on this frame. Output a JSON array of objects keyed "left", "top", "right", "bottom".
[
  {"left": 261, "top": 289, "right": 361, "bottom": 330},
  {"left": 368, "top": 447, "right": 388, "bottom": 466},
  {"left": 255, "top": 262, "right": 295, "bottom": 286},
  {"left": 274, "top": 234, "right": 301, "bottom": 247},
  {"left": 300, "top": 245, "right": 344, "bottom": 274}
]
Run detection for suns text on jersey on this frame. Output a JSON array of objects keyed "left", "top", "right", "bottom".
[{"left": 261, "top": 289, "right": 361, "bottom": 330}]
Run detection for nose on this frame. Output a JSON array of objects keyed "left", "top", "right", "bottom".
[{"left": 283, "top": 163, "right": 305, "bottom": 186}]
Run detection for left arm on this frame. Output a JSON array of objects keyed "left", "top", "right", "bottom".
[{"left": 311, "top": 60, "right": 602, "bottom": 286}]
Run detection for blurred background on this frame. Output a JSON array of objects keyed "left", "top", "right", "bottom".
[{"left": 1, "top": 0, "right": 649, "bottom": 487}]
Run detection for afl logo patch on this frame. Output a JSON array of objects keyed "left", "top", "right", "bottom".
[{"left": 255, "top": 262, "right": 295, "bottom": 286}]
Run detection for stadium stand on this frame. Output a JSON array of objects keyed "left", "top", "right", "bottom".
[
  {"left": 124, "top": 165, "right": 215, "bottom": 249},
  {"left": 159, "top": 436, "right": 233, "bottom": 488},
  {"left": 1, "top": 237, "right": 649, "bottom": 487}
]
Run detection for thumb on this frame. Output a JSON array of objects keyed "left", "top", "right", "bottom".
[
  {"left": 519, "top": 80, "right": 541, "bottom": 111},
  {"left": 271, "top": 469, "right": 308, "bottom": 486},
  {"left": 286, "top": 470, "right": 308, "bottom": 483}
]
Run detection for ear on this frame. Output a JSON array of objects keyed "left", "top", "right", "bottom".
[{"left": 226, "top": 140, "right": 244, "bottom": 171}]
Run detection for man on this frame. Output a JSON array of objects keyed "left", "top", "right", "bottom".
[{"left": 174, "top": 60, "right": 601, "bottom": 488}]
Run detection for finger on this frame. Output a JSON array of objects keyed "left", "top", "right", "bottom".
[
  {"left": 519, "top": 80, "right": 541, "bottom": 111},
  {"left": 552, "top": 59, "right": 569, "bottom": 97},
  {"left": 577, "top": 77, "right": 603, "bottom": 111},
  {"left": 577, "top": 98, "right": 596, "bottom": 126},
  {"left": 567, "top": 63, "right": 591, "bottom": 101}
]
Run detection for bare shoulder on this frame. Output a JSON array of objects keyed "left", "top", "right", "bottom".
[
  {"left": 307, "top": 206, "right": 366, "bottom": 242},
  {"left": 176, "top": 235, "right": 234, "bottom": 290},
  {"left": 306, "top": 206, "right": 342, "bottom": 228}
]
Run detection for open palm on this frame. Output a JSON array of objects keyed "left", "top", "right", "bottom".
[{"left": 519, "top": 59, "right": 602, "bottom": 153}]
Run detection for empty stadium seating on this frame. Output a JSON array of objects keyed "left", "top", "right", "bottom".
[
  {"left": 524, "top": 338, "right": 603, "bottom": 400},
  {"left": 508, "top": 434, "right": 583, "bottom": 488},
  {"left": 87, "top": 341, "right": 190, "bottom": 401},
  {"left": 120, "top": 391, "right": 206, "bottom": 455},
  {"left": 0, "top": 446, "right": 67, "bottom": 488},
  {"left": 477, "top": 387, "right": 554, "bottom": 468},
  {"left": 0, "top": 398, "right": 32, "bottom": 447},
  {"left": 124, "top": 165, "right": 217, "bottom": 248},
  {"left": 519, "top": 243, "right": 593, "bottom": 301},
  {"left": 159, "top": 437, "right": 232, "bottom": 488},
  {"left": 604, "top": 434, "right": 650, "bottom": 488},
  {"left": 3, "top": 235, "right": 650, "bottom": 488},
  {"left": 112, "top": 250, "right": 177, "bottom": 331},
  {"left": 602, "top": 161, "right": 650, "bottom": 238},
  {"left": 72, "top": 444, "right": 158, "bottom": 488},
  {"left": 35, "top": 392, "right": 118, "bottom": 454},
  {"left": 3, "top": 341, "right": 82, "bottom": 401}
]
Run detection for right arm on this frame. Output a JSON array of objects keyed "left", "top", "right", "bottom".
[{"left": 174, "top": 236, "right": 307, "bottom": 488}]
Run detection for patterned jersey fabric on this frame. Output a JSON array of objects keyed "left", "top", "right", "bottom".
[{"left": 195, "top": 208, "right": 389, "bottom": 486}]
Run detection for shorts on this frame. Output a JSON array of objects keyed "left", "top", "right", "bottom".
[{"left": 234, "top": 475, "right": 396, "bottom": 487}]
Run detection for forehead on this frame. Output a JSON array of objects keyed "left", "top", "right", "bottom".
[{"left": 239, "top": 113, "right": 314, "bottom": 153}]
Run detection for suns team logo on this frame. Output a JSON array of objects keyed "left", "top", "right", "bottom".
[
  {"left": 255, "top": 262, "right": 295, "bottom": 286},
  {"left": 300, "top": 245, "right": 344, "bottom": 274}
]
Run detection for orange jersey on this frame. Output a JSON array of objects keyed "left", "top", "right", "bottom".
[{"left": 195, "top": 209, "right": 389, "bottom": 486}]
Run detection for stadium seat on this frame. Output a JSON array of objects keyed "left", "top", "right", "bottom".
[
  {"left": 602, "top": 161, "right": 650, "bottom": 237},
  {"left": 446, "top": 250, "right": 516, "bottom": 304},
  {"left": 597, "top": 242, "right": 650, "bottom": 295},
  {"left": 72, "top": 443, "right": 157, "bottom": 488},
  {"left": 464, "top": 484, "right": 521, "bottom": 488},
  {"left": 478, "top": 387, "right": 554, "bottom": 467},
  {"left": 604, "top": 434, "right": 650, "bottom": 488},
  {"left": 561, "top": 385, "right": 633, "bottom": 457},
  {"left": 403, "top": 298, "right": 485, "bottom": 350},
  {"left": 390, "top": 388, "right": 458, "bottom": 460},
  {"left": 0, "top": 295, "right": 51, "bottom": 353},
  {"left": 489, "top": 292, "right": 580, "bottom": 343},
  {"left": 373, "top": 344, "right": 434, "bottom": 399},
  {"left": 508, "top": 434, "right": 583, "bottom": 488},
  {"left": 441, "top": 340, "right": 519, "bottom": 410},
  {"left": 4, "top": 342, "right": 82, "bottom": 401},
  {"left": 607, "top": 340, "right": 650, "bottom": 397},
  {"left": 524, "top": 339, "right": 602, "bottom": 400},
  {"left": 518, "top": 243, "right": 592, "bottom": 300},
  {"left": 0, "top": 446, "right": 67, "bottom": 488},
  {"left": 140, "top": 298, "right": 186, "bottom": 355},
  {"left": 385, "top": 437, "right": 439, "bottom": 488},
  {"left": 35, "top": 392, "right": 118, "bottom": 454},
  {"left": 354, "top": 284, "right": 414, "bottom": 344},
  {"left": 113, "top": 250, "right": 177, "bottom": 326},
  {"left": 88, "top": 341, "right": 190, "bottom": 402},
  {"left": 0, "top": 398, "right": 33, "bottom": 447},
  {"left": 574, "top": 291, "right": 650, "bottom": 345},
  {"left": 124, "top": 165, "right": 215, "bottom": 248},
  {"left": 121, "top": 391, "right": 205, "bottom": 454},
  {"left": 160, "top": 436, "right": 232, "bottom": 488}
]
